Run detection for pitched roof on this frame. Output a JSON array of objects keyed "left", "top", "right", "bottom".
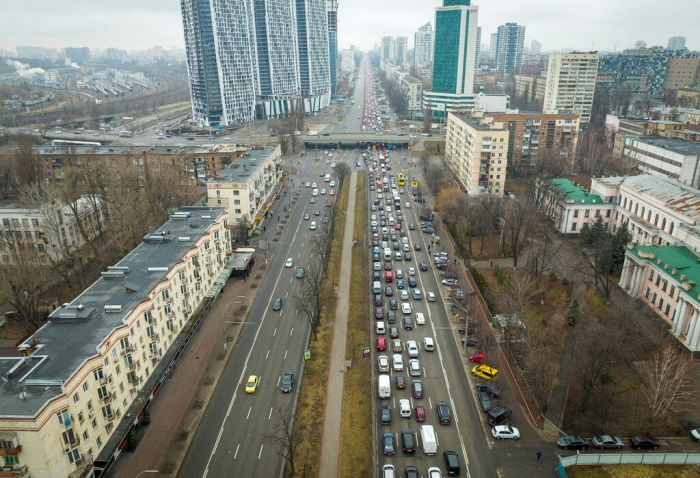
[{"left": 548, "top": 178, "right": 605, "bottom": 205}]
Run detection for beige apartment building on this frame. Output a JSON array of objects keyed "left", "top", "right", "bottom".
[
  {"left": 444, "top": 112, "right": 509, "bottom": 196},
  {"left": 206, "top": 145, "right": 282, "bottom": 226},
  {"left": 543, "top": 52, "right": 599, "bottom": 123},
  {"left": 0, "top": 206, "right": 229, "bottom": 477}
]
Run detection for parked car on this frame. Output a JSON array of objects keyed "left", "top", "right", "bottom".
[
  {"left": 476, "top": 382, "right": 500, "bottom": 398},
  {"left": 492, "top": 425, "right": 521, "bottom": 440},
  {"left": 469, "top": 353, "right": 487, "bottom": 364},
  {"left": 629, "top": 436, "right": 660, "bottom": 450},
  {"left": 592, "top": 435, "right": 624, "bottom": 449},
  {"left": 478, "top": 391, "right": 493, "bottom": 412},
  {"left": 557, "top": 436, "right": 589, "bottom": 450}
]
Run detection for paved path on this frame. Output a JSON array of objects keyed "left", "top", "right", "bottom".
[{"left": 318, "top": 172, "right": 357, "bottom": 478}]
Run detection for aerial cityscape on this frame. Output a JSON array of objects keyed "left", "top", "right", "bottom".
[{"left": 1, "top": 1, "right": 700, "bottom": 478}]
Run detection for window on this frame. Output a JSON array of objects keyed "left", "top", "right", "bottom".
[
  {"left": 101, "top": 404, "right": 113, "bottom": 419},
  {"left": 73, "top": 392, "right": 80, "bottom": 404},
  {"left": 235, "top": 209, "right": 242, "bottom": 214},
  {"left": 665, "top": 304, "right": 671, "bottom": 316},
  {"left": 67, "top": 448, "right": 82, "bottom": 464},
  {"left": 649, "top": 270, "right": 654, "bottom": 281},
  {"left": 83, "top": 381, "right": 89, "bottom": 393},
  {"left": 78, "top": 411, "right": 84, "bottom": 423},
  {"left": 670, "top": 285, "right": 675, "bottom": 297},
  {"left": 162, "top": 290, "right": 170, "bottom": 301},
  {"left": 573, "top": 210, "right": 579, "bottom": 218},
  {"left": 91, "top": 418, "right": 98, "bottom": 430},
  {"left": 233, "top": 190, "right": 240, "bottom": 195},
  {"left": 164, "top": 304, "right": 172, "bottom": 315},
  {"left": 571, "top": 223, "right": 577, "bottom": 231},
  {"left": 584, "top": 210, "right": 590, "bottom": 218},
  {"left": 57, "top": 409, "right": 72, "bottom": 426},
  {"left": 97, "top": 385, "right": 109, "bottom": 400}
]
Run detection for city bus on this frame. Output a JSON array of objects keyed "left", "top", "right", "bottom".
[{"left": 397, "top": 173, "right": 405, "bottom": 187}]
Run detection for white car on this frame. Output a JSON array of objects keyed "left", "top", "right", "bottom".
[
  {"left": 312, "top": 189, "right": 318, "bottom": 197},
  {"left": 330, "top": 180, "right": 336, "bottom": 187},
  {"left": 402, "top": 237, "right": 409, "bottom": 244},
  {"left": 402, "top": 244, "right": 410, "bottom": 252},
  {"left": 401, "top": 302, "right": 412, "bottom": 315},
  {"left": 492, "top": 426, "right": 521, "bottom": 440},
  {"left": 320, "top": 189, "right": 326, "bottom": 195},
  {"left": 441, "top": 279, "right": 457, "bottom": 286},
  {"left": 404, "top": 202, "right": 411, "bottom": 208},
  {"left": 378, "top": 355, "right": 390, "bottom": 372},
  {"left": 393, "top": 354, "right": 404, "bottom": 371},
  {"left": 374, "top": 262, "right": 381, "bottom": 271},
  {"left": 427, "top": 292, "right": 436, "bottom": 302},
  {"left": 309, "top": 221, "right": 317, "bottom": 230},
  {"left": 408, "top": 267, "right": 416, "bottom": 276},
  {"left": 331, "top": 162, "right": 336, "bottom": 167},
  {"left": 428, "top": 467, "right": 443, "bottom": 478},
  {"left": 324, "top": 150, "right": 329, "bottom": 155},
  {"left": 406, "top": 340, "right": 419, "bottom": 358},
  {"left": 400, "top": 290, "right": 409, "bottom": 301},
  {"left": 285, "top": 258, "right": 294, "bottom": 268},
  {"left": 305, "top": 181, "right": 311, "bottom": 187},
  {"left": 408, "top": 359, "right": 421, "bottom": 376},
  {"left": 415, "top": 312, "right": 425, "bottom": 325},
  {"left": 399, "top": 399, "right": 411, "bottom": 418},
  {"left": 312, "top": 182, "right": 317, "bottom": 188}
]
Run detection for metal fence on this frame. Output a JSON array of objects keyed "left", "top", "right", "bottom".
[{"left": 559, "top": 452, "right": 700, "bottom": 470}]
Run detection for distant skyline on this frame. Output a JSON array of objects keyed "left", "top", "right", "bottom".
[{"left": 0, "top": 0, "right": 698, "bottom": 55}]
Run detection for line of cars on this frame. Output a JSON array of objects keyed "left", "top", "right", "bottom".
[{"left": 362, "top": 134, "right": 461, "bottom": 477}]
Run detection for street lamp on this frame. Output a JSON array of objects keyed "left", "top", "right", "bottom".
[{"left": 221, "top": 295, "right": 246, "bottom": 349}]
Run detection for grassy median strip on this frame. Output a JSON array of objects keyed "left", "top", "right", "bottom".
[
  {"left": 338, "top": 173, "right": 372, "bottom": 477},
  {"left": 291, "top": 177, "right": 349, "bottom": 476}
]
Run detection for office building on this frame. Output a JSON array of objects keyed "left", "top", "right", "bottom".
[
  {"left": 180, "top": 0, "right": 330, "bottom": 127},
  {"left": 665, "top": 55, "right": 700, "bottom": 90},
  {"left": 444, "top": 112, "right": 509, "bottom": 196},
  {"left": 381, "top": 37, "right": 394, "bottom": 63},
  {"left": 0, "top": 206, "right": 229, "bottom": 478},
  {"left": 327, "top": 0, "right": 338, "bottom": 95},
  {"left": 490, "top": 111, "right": 579, "bottom": 168},
  {"left": 395, "top": 37, "right": 408, "bottom": 64},
  {"left": 531, "top": 40, "right": 542, "bottom": 55},
  {"left": 668, "top": 36, "right": 686, "bottom": 50},
  {"left": 474, "top": 27, "right": 481, "bottom": 70},
  {"left": 65, "top": 47, "right": 90, "bottom": 64},
  {"left": 622, "top": 136, "right": 700, "bottom": 187},
  {"left": 494, "top": 23, "right": 525, "bottom": 74},
  {"left": 414, "top": 23, "right": 434, "bottom": 65},
  {"left": 424, "top": 0, "right": 481, "bottom": 118},
  {"left": 543, "top": 52, "right": 599, "bottom": 123},
  {"left": 489, "top": 33, "right": 498, "bottom": 60}
]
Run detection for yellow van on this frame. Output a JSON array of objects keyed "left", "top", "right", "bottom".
[{"left": 471, "top": 365, "right": 498, "bottom": 381}]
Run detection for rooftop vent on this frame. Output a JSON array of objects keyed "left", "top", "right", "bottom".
[
  {"left": 104, "top": 305, "right": 122, "bottom": 313},
  {"left": 177, "top": 236, "right": 191, "bottom": 242},
  {"left": 147, "top": 267, "right": 169, "bottom": 273}
]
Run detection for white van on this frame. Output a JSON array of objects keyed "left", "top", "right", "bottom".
[
  {"left": 384, "top": 248, "right": 392, "bottom": 261},
  {"left": 373, "top": 281, "right": 382, "bottom": 294},
  {"left": 378, "top": 374, "right": 391, "bottom": 399},
  {"left": 420, "top": 425, "right": 437, "bottom": 455},
  {"left": 325, "top": 174, "right": 331, "bottom": 182},
  {"left": 376, "top": 321, "right": 386, "bottom": 334}
]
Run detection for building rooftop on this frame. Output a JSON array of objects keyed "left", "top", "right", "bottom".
[
  {"left": 215, "top": 147, "right": 278, "bottom": 184},
  {"left": 0, "top": 206, "right": 227, "bottom": 418},
  {"left": 631, "top": 136, "right": 700, "bottom": 156},
  {"left": 630, "top": 244, "right": 700, "bottom": 296},
  {"left": 548, "top": 177, "right": 605, "bottom": 205}
]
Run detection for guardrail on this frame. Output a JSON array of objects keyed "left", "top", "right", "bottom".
[{"left": 559, "top": 452, "right": 700, "bottom": 471}]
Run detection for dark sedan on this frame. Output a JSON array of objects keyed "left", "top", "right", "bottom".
[
  {"left": 383, "top": 432, "right": 395, "bottom": 455},
  {"left": 629, "top": 435, "right": 660, "bottom": 450},
  {"left": 380, "top": 406, "right": 391, "bottom": 424},
  {"left": 281, "top": 372, "right": 294, "bottom": 392},
  {"left": 436, "top": 401, "right": 452, "bottom": 424},
  {"left": 557, "top": 436, "right": 589, "bottom": 450},
  {"left": 478, "top": 391, "right": 493, "bottom": 412},
  {"left": 419, "top": 262, "right": 428, "bottom": 271},
  {"left": 476, "top": 382, "right": 500, "bottom": 398}
]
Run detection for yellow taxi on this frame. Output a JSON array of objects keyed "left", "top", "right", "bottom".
[{"left": 245, "top": 375, "right": 259, "bottom": 393}]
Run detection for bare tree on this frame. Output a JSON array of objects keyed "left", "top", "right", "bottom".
[
  {"left": 501, "top": 199, "right": 531, "bottom": 269},
  {"left": 333, "top": 162, "right": 351, "bottom": 190},
  {"left": 264, "top": 406, "right": 298, "bottom": 475},
  {"left": 294, "top": 262, "right": 332, "bottom": 339},
  {"left": 12, "top": 135, "right": 44, "bottom": 188},
  {"left": 423, "top": 103, "right": 433, "bottom": 134},
  {"left": 639, "top": 346, "right": 694, "bottom": 423}
]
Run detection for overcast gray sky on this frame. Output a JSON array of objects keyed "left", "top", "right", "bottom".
[{"left": 0, "top": 0, "right": 697, "bottom": 54}]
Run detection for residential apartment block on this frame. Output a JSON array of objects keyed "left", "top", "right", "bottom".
[
  {"left": 0, "top": 144, "right": 248, "bottom": 184},
  {"left": 494, "top": 23, "right": 525, "bottom": 74},
  {"left": 622, "top": 136, "right": 700, "bottom": 187},
  {"left": 206, "top": 146, "right": 282, "bottom": 225},
  {"left": 0, "top": 195, "right": 105, "bottom": 265},
  {"left": 513, "top": 75, "right": 546, "bottom": 106},
  {"left": 0, "top": 207, "right": 229, "bottom": 477},
  {"left": 445, "top": 112, "right": 509, "bottom": 196},
  {"left": 414, "top": 23, "right": 434, "bottom": 66},
  {"left": 180, "top": 0, "right": 330, "bottom": 126},
  {"left": 490, "top": 111, "right": 579, "bottom": 168},
  {"left": 340, "top": 49, "right": 355, "bottom": 72},
  {"left": 382, "top": 64, "right": 423, "bottom": 114},
  {"left": 543, "top": 52, "right": 599, "bottom": 123}
]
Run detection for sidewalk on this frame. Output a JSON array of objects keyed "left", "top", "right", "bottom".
[
  {"left": 109, "top": 179, "right": 294, "bottom": 477},
  {"left": 318, "top": 172, "right": 358, "bottom": 478}
]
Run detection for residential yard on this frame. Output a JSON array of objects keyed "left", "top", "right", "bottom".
[
  {"left": 289, "top": 178, "right": 349, "bottom": 475},
  {"left": 338, "top": 173, "right": 372, "bottom": 478},
  {"left": 567, "top": 465, "right": 700, "bottom": 478}
]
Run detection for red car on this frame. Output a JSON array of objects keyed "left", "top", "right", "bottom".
[
  {"left": 415, "top": 406, "right": 426, "bottom": 422},
  {"left": 395, "top": 223, "right": 401, "bottom": 231},
  {"left": 469, "top": 353, "right": 487, "bottom": 364},
  {"left": 377, "top": 336, "right": 387, "bottom": 351},
  {"left": 326, "top": 199, "right": 332, "bottom": 207}
]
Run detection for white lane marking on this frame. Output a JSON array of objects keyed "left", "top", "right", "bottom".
[
  {"left": 202, "top": 209, "right": 309, "bottom": 476},
  {"left": 258, "top": 444, "right": 264, "bottom": 459},
  {"left": 276, "top": 376, "right": 281, "bottom": 387},
  {"left": 273, "top": 328, "right": 277, "bottom": 336},
  {"left": 290, "top": 328, "right": 294, "bottom": 336},
  {"left": 429, "top": 397, "right": 433, "bottom": 409},
  {"left": 284, "top": 350, "right": 288, "bottom": 360},
  {"left": 246, "top": 407, "right": 251, "bottom": 420},
  {"left": 269, "top": 407, "right": 273, "bottom": 420},
  {"left": 285, "top": 291, "right": 288, "bottom": 298},
  {"left": 265, "top": 350, "right": 270, "bottom": 360},
  {"left": 234, "top": 444, "right": 240, "bottom": 459}
]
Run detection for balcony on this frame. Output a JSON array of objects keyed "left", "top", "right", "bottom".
[
  {"left": 119, "top": 345, "right": 133, "bottom": 356},
  {"left": 0, "top": 464, "right": 29, "bottom": 477},
  {"left": 127, "top": 361, "right": 137, "bottom": 371},
  {"left": 0, "top": 440, "right": 21, "bottom": 457},
  {"left": 99, "top": 393, "right": 112, "bottom": 403},
  {"left": 164, "top": 296, "right": 173, "bottom": 304},
  {"left": 148, "top": 333, "right": 159, "bottom": 341},
  {"left": 105, "top": 414, "right": 115, "bottom": 422}
]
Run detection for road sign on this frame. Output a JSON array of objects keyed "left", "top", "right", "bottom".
[
  {"left": 304, "top": 349, "right": 311, "bottom": 360},
  {"left": 217, "top": 125, "right": 224, "bottom": 130},
  {"left": 362, "top": 347, "right": 370, "bottom": 358}
]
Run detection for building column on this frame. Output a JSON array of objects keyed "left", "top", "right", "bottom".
[
  {"left": 672, "top": 299, "right": 688, "bottom": 335},
  {"left": 620, "top": 258, "right": 633, "bottom": 289},
  {"left": 686, "top": 310, "right": 700, "bottom": 349},
  {"left": 631, "top": 265, "right": 644, "bottom": 297}
]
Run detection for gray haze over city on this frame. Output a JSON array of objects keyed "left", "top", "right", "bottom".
[{"left": 0, "top": 0, "right": 697, "bottom": 52}]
